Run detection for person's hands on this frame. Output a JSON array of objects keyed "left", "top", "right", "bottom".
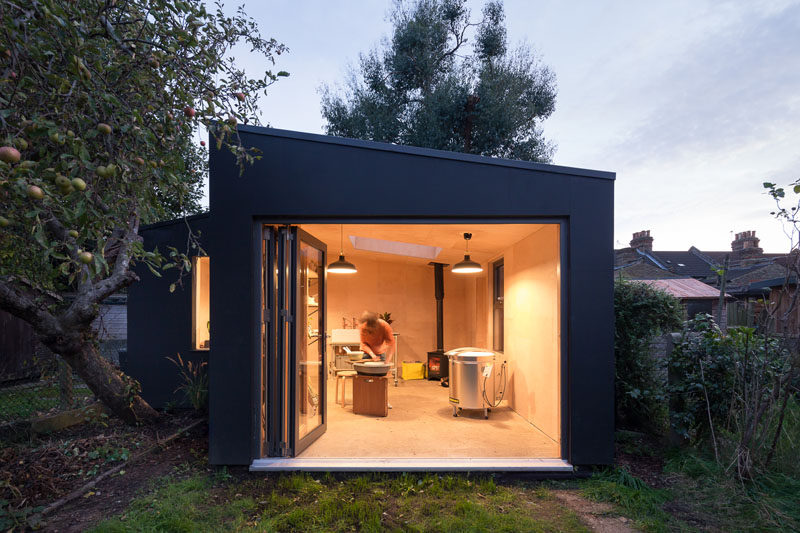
[{"left": 370, "top": 354, "right": 380, "bottom": 361}]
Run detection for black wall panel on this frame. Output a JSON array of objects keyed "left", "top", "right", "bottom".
[{"left": 124, "top": 215, "right": 210, "bottom": 409}]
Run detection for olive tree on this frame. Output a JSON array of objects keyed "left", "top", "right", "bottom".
[
  {"left": 0, "top": 0, "right": 286, "bottom": 423},
  {"left": 321, "top": 0, "right": 557, "bottom": 162}
]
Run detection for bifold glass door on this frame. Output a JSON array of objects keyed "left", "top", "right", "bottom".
[{"left": 260, "top": 225, "right": 327, "bottom": 457}]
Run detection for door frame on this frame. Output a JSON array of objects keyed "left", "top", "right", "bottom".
[
  {"left": 252, "top": 216, "right": 569, "bottom": 462},
  {"left": 290, "top": 227, "right": 328, "bottom": 455}
]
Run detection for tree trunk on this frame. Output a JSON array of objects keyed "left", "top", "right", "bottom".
[{"left": 49, "top": 337, "right": 158, "bottom": 425}]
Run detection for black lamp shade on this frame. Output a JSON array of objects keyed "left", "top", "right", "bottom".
[
  {"left": 452, "top": 254, "right": 483, "bottom": 274},
  {"left": 327, "top": 254, "right": 357, "bottom": 274}
]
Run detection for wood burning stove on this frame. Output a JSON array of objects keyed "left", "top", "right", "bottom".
[
  {"left": 427, "top": 350, "right": 447, "bottom": 380},
  {"left": 427, "top": 263, "right": 449, "bottom": 380}
]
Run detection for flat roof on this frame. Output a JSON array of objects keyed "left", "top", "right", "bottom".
[{"left": 237, "top": 126, "right": 616, "bottom": 181}]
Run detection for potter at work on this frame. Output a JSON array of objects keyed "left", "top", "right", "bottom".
[{"left": 357, "top": 311, "right": 395, "bottom": 362}]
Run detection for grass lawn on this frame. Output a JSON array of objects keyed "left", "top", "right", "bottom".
[
  {"left": 577, "top": 428, "right": 800, "bottom": 532},
  {"left": 90, "top": 471, "right": 590, "bottom": 532}
]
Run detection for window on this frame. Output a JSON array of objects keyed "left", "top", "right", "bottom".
[
  {"left": 492, "top": 259, "right": 504, "bottom": 352},
  {"left": 192, "top": 256, "right": 210, "bottom": 350}
]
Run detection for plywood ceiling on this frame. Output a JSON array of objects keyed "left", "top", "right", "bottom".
[{"left": 300, "top": 224, "right": 549, "bottom": 265}]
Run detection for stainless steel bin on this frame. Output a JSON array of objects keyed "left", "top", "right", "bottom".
[{"left": 446, "top": 347, "right": 496, "bottom": 419}]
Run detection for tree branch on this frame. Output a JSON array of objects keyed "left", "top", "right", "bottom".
[
  {"left": 62, "top": 215, "right": 141, "bottom": 327},
  {"left": 0, "top": 277, "right": 62, "bottom": 335}
]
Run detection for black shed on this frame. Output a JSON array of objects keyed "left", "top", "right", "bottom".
[{"left": 125, "top": 126, "right": 615, "bottom": 472}]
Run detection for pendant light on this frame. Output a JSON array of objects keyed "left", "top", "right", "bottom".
[
  {"left": 452, "top": 233, "right": 483, "bottom": 274},
  {"left": 327, "top": 224, "right": 357, "bottom": 274}
]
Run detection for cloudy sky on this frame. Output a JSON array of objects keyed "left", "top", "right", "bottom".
[{"left": 224, "top": 0, "right": 800, "bottom": 253}]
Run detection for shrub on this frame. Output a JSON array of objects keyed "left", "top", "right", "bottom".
[
  {"left": 614, "top": 279, "right": 683, "bottom": 431},
  {"left": 668, "top": 315, "right": 799, "bottom": 479},
  {"left": 167, "top": 353, "right": 208, "bottom": 413}
]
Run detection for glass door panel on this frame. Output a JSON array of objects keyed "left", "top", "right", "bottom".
[
  {"left": 260, "top": 225, "right": 327, "bottom": 457},
  {"left": 297, "top": 239, "right": 323, "bottom": 440},
  {"left": 292, "top": 228, "right": 327, "bottom": 454}
]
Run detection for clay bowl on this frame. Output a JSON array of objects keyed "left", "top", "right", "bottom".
[{"left": 352, "top": 361, "right": 391, "bottom": 376}]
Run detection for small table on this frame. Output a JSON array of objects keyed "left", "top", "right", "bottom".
[{"left": 352, "top": 375, "right": 388, "bottom": 417}]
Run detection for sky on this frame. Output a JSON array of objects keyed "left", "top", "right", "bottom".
[{"left": 219, "top": 0, "right": 800, "bottom": 253}]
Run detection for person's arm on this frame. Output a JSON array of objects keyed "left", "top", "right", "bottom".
[
  {"left": 359, "top": 325, "right": 378, "bottom": 359},
  {"left": 360, "top": 340, "right": 377, "bottom": 358},
  {"left": 384, "top": 323, "right": 396, "bottom": 363}
]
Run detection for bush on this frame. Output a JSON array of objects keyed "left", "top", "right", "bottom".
[
  {"left": 167, "top": 354, "right": 208, "bottom": 413},
  {"left": 614, "top": 280, "right": 683, "bottom": 431},
  {"left": 668, "top": 315, "right": 799, "bottom": 479}
]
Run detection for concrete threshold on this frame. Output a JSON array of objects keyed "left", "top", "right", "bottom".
[{"left": 250, "top": 457, "right": 573, "bottom": 472}]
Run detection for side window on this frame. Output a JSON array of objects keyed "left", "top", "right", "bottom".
[
  {"left": 192, "top": 256, "right": 210, "bottom": 350},
  {"left": 492, "top": 259, "right": 504, "bottom": 352}
]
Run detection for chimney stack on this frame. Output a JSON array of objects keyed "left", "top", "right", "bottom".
[
  {"left": 731, "top": 230, "right": 763, "bottom": 259},
  {"left": 630, "top": 230, "right": 653, "bottom": 252}
]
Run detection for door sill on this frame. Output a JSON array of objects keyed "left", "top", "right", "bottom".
[{"left": 250, "top": 457, "right": 572, "bottom": 472}]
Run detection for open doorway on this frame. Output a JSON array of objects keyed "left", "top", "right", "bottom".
[{"left": 260, "top": 222, "right": 563, "bottom": 460}]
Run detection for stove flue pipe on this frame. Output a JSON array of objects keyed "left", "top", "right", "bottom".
[{"left": 429, "top": 262, "right": 448, "bottom": 351}]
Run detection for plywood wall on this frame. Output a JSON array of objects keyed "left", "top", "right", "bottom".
[
  {"left": 193, "top": 257, "right": 210, "bottom": 350},
  {"left": 326, "top": 256, "right": 475, "bottom": 364},
  {"left": 323, "top": 224, "right": 561, "bottom": 445},
  {"left": 500, "top": 226, "right": 561, "bottom": 443}
]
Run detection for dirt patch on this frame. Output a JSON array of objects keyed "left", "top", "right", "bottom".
[
  {"left": 43, "top": 423, "right": 207, "bottom": 532},
  {"left": 552, "top": 490, "right": 638, "bottom": 533},
  {"left": 0, "top": 412, "right": 204, "bottom": 531}
]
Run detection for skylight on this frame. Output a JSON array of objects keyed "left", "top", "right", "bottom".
[{"left": 349, "top": 236, "right": 442, "bottom": 260}]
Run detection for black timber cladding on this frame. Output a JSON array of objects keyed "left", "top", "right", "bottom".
[
  {"left": 205, "top": 126, "right": 615, "bottom": 466},
  {"left": 124, "top": 214, "right": 210, "bottom": 409}
]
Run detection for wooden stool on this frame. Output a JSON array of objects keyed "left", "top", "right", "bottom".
[{"left": 335, "top": 370, "right": 357, "bottom": 407}]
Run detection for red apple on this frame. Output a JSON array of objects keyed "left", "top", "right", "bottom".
[
  {"left": 234, "top": 92, "right": 245, "bottom": 102},
  {"left": 0, "top": 146, "right": 21, "bottom": 164},
  {"left": 200, "top": 140, "right": 206, "bottom": 147},
  {"left": 27, "top": 185, "right": 43, "bottom": 200},
  {"left": 133, "top": 156, "right": 145, "bottom": 166},
  {"left": 183, "top": 106, "right": 196, "bottom": 118}
]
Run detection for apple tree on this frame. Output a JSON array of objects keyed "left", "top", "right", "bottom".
[{"left": 0, "top": 0, "right": 286, "bottom": 423}]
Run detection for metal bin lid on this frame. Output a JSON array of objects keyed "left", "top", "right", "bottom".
[{"left": 445, "top": 347, "right": 495, "bottom": 361}]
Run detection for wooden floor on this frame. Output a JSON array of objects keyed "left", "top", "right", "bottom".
[{"left": 298, "top": 378, "right": 561, "bottom": 459}]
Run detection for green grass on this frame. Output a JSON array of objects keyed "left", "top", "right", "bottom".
[
  {"left": 662, "top": 452, "right": 800, "bottom": 532},
  {"left": 91, "top": 472, "right": 590, "bottom": 533},
  {"left": 0, "top": 382, "right": 92, "bottom": 422},
  {"left": 582, "top": 412, "right": 800, "bottom": 533},
  {"left": 579, "top": 467, "right": 677, "bottom": 532}
]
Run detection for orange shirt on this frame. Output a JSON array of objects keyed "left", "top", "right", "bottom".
[{"left": 359, "top": 319, "right": 395, "bottom": 359}]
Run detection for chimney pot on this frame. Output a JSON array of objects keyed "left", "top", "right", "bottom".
[
  {"left": 731, "top": 230, "right": 762, "bottom": 258},
  {"left": 630, "top": 230, "right": 654, "bottom": 252}
]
